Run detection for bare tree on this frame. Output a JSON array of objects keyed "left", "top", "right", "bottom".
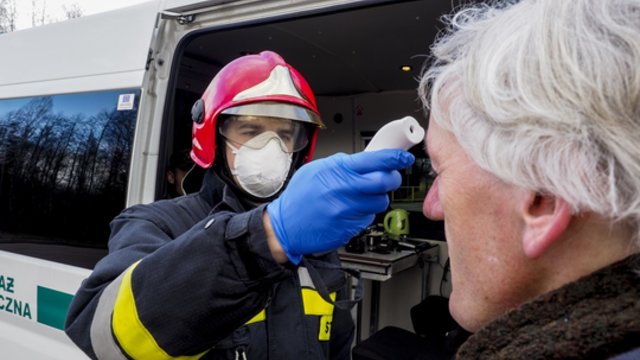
[
  {"left": 0, "top": 1, "right": 7, "bottom": 33},
  {"left": 31, "top": 0, "right": 47, "bottom": 27},
  {"left": 63, "top": 3, "right": 82, "bottom": 20},
  {"left": 0, "top": 0, "right": 17, "bottom": 33}
]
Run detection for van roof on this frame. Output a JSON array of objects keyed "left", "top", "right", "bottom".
[{"left": 0, "top": 1, "right": 162, "bottom": 99}]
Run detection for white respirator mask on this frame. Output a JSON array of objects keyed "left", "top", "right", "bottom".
[{"left": 227, "top": 131, "right": 293, "bottom": 198}]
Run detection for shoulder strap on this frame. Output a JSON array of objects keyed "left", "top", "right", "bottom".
[{"left": 300, "top": 257, "right": 363, "bottom": 310}]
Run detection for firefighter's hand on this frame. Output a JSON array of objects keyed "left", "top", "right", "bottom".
[{"left": 265, "top": 149, "right": 415, "bottom": 264}]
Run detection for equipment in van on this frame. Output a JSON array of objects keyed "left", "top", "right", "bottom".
[
  {"left": 384, "top": 208, "right": 410, "bottom": 241},
  {"left": 344, "top": 224, "right": 393, "bottom": 254}
]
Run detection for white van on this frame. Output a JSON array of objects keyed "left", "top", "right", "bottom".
[{"left": 0, "top": 0, "right": 452, "bottom": 357}]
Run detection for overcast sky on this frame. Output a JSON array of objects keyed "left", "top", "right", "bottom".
[{"left": 15, "top": 0, "right": 151, "bottom": 30}]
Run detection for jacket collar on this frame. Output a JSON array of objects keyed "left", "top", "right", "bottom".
[
  {"left": 198, "top": 168, "right": 246, "bottom": 213},
  {"left": 457, "top": 253, "right": 640, "bottom": 359}
]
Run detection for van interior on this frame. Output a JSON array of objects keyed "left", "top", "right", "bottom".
[
  {"left": 158, "top": 0, "right": 462, "bottom": 344},
  {"left": 159, "top": 0, "right": 460, "bottom": 240}
]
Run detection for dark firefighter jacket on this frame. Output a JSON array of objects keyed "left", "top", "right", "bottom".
[{"left": 64, "top": 170, "right": 355, "bottom": 359}]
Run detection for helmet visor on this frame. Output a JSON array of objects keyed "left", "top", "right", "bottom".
[
  {"left": 221, "top": 102, "right": 324, "bottom": 128},
  {"left": 219, "top": 115, "right": 309, "bottom": 153}
]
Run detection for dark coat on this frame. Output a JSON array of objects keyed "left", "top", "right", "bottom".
[{"left": 456, "top": 254, "right": 640, "bottom": 359}]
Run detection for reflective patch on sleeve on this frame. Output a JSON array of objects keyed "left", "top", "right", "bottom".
[
  {"left": 244, "top": 308, "right": 266, "bottom": 325},
  {"left": 90, "top": 268, "right": 130, "bottom": 360},
  {"left": 112, "top": 261, "right": 207, "bottom": 359},
  {"left": 301, "top": 288, "right": 336, "bottom": 341}
]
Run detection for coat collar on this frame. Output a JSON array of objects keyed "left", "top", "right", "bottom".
[
  {"left": 198, "top": 168, "right": 246, "bottom": 213},
  {"left": 457, "top": 254, "right": 640, "bottom": 359}
]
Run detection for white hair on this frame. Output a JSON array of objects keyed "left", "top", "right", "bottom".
[{"left": 420, "top": 0, "right": 640, "bottom": 245}]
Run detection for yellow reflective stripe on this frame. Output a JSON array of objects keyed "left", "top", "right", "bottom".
[
  {"left": 318, "top": 315, "right": 333, "bottom": 341},
  {"left": 300, "top": 289, "right": 336, "bottom": 341},
  {"left": 112, "top": 261, "right": 206, "bottom": 360},
  {"left": 301, "top": 289, "right": 336, "bottom": 315},
  {"left": 245, "top": 309, "right": 266, "bottom": 325}
]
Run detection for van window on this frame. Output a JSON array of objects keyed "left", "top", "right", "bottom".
[{"left": 0, "top": 89, "right": 140, "bottom": 268}]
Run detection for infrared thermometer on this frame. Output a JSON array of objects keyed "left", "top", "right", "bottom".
[{"left": 364, "top": 116, "right": 425, "bottom": 151}]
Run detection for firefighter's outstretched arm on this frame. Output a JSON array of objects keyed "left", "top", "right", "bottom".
[
  {"left": 265, "top": 149, "right": 415, "bottom": 264},
  {"left": 65, "top": 200, "right": 287, "bottom": 359}
]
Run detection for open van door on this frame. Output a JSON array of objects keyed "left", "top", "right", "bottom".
[{"left": 0, "top": 1, "right": 161, "bottom": 99}]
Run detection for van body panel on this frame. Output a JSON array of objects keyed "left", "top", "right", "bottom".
[
  {"left": 0, "top": 251, "right": 91, "bottom": 358},
  {"left": 0, "top": 1, "right": 161, "bottom": 99},
  {"left": 161, "top": 0, "right": 240, "bottom": 13}
]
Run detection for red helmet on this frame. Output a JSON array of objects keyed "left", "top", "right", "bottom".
[{"left": 191, "top": 50, "right": 324, "bottom": 168}]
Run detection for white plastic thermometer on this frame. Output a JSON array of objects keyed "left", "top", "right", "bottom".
[{"left": 364, "top": 116, "right": 425, "bottom": 151}]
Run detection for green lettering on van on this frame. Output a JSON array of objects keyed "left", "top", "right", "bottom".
[{"left": 37, "top": 286, "right": 73, "bottom": 330}]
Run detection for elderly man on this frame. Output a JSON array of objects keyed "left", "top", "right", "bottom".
[{"left": 420, "top": 0, "right": 640, "bottom": 358}]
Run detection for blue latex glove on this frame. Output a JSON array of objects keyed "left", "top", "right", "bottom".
[{"left": 266, "top": 149, "right": 415, "bottom": 264}]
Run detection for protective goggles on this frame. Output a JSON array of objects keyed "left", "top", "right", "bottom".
[{"left": 219, "top": 115, "right": 309, "bottom": 153}]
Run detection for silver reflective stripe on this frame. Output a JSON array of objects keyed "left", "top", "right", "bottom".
[
  {"left": 90, "top": 270, "right": 129, "bottom": 360},
  {"left": 298, "top": 267, "right": 315, "bottom": 289},
  {"left": 234, "top": 349, "right": 248, "bottom": 360}
]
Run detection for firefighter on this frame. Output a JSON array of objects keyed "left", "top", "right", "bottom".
[{"left": 65, "top": 51, "right": 414, "bottom": 359}]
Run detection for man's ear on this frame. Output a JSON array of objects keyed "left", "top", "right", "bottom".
[
  {"left": 166, "top": 170, "right": 176, "bottom": 185},
  {"left": 521, "top": 192, "right": 573, "bottom": 259}
]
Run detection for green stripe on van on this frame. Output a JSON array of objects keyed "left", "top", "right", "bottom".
[{"left": 37, "top": 286, "right": 74, "bottom": 330}]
